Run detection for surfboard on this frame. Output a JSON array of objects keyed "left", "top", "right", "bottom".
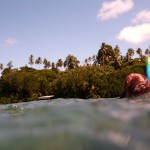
[{"left": 38, "top": 95, "right": 55, "bottom": 100}]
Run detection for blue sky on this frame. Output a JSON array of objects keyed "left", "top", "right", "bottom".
[{"left": 0, "top": 0, "right": 150, "bottom": 69}]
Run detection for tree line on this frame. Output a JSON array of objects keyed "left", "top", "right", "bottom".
[
  {"left": 0, "top": 43, "right": 150, "bottom": 71},
  {"left": 0, "top": 43, "right": 149, "bottom": 104}
]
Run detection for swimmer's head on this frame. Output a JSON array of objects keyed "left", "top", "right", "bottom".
[{"left": 125, "top": 73, "right": 150, "bottom": 98}]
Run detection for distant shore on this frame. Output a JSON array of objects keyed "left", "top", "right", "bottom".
[{"left": 0, "top": 43, "right": 148, "bottom": 104}]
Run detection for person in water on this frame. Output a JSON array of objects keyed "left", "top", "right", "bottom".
[{"left": 125, "top": 73, "right": 150, "bottom": 98}]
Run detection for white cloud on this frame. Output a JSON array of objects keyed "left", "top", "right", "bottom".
[
  {"left": 97, "top": 0, "right": 134, "bottom": 21},
  {"left": 116, "top": 23, "right": 150, "bottom": 44},
  {"left": 132, "top": 10, "right": 150, "bottom": 24},
  {"left": 1, "top": 38, "right": 18, "bottom": 47}
]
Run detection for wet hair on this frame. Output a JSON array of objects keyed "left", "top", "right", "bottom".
[{"left": 125, "top": 73, "right": 150, "bottom": 98}]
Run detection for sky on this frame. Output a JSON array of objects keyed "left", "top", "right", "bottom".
[{"left": 0, "top": 0, "right": 150, "bottom": 69}]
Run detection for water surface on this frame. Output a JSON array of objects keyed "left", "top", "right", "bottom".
[{"left": 0, "top": 98, "right": 150, "bottom": 150}]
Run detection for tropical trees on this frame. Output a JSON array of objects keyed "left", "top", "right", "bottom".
[
  {"left": 136, "top": 48, "right": 142, "bottom": 58},
  {"left": 51, "top": 62, "right": 57, "bottom": 71},
  {"left": 29, "top": 54, "right": 34, "bottom": 67},
  {"left": 92, "top": 55, "right": 96, "bottom": 62},
  {"left": 0, "top": 42, "right": 149, "bottom": 103},
  {"left": 96, "top": 43, "right": 122, "bottom": 69},
  {"left": 64, "top": 54, "right": 80, "bottom": 69},
  {"left": 0, "top": 63, "right": 4, "bottom": 70},
  {"left": 112, "top": 45, "right": 121, "bottom": 61},
  {"left": 96, "top": 43, "right": 114, "bottom": 66},
  {"left": 35, "top": 57, "right": 42, "bottom": 69},
  {"left": 110, "top": 45, "right": 122, "bottom": 69},
  {"left": 128, "top": 48, "right": 134, "bottom": 58},
  {"left": 56, "top": 59, "right": 63, "bottom": 70},
  {"left": 97, "top": 42, "right": 106, "bottom": 66},
  {"left": 7, "top": 61, "right": 13, "bottom": 69},
  {"left": 46, "top": 61, "right": 51, "bottom": 69},
  {"left": 84, "top": 55, "right": 97, "bottom": 66},
  {"left": 145, "top": 46, "right": 150, "bottom": 56},
  {"left": 125, "top": 48, "right": 134, "bottom": 62},
  {"left": 88, "top": 57, "right": 92, "bottom": 65},
  {"left": 84, "top": 58, "right": 89, "bottom": 66},
  {"left": 136, "top": 48, "right": 147, "bottom": 62},
  {"left": 43, "top": 58, "right": 51, "bottom": 69},
  {"left": 43, "top": 58, "right": 47, "bottom": 69}
]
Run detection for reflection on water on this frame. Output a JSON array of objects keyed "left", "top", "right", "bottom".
[{"left": 0, "top": 98, "right": 150, "bottom": 150}]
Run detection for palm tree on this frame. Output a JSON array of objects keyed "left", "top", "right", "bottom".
[
  {"left": 0, "top": 63, "right": 4, "bottom": 70},
  {"left": 43, "top": 58, "right": 51, "bottom": 69},
  {"left": 35, "top": 57, "right": 42, "bottom": 69},
  {"left": 96, "top": 43, "right": 113, "bottom": 66},
  {"left": 29, "top": 54, "right": 34, "bottom": 67},
  {"left": 88, "top": 57, "right": 92, "bottom": 65},
  {"left": 64, "top": 54, "right": 80, "bottom": 69},
  {"left": 46, "top": 61, "right": 51, "bottom": 69},
  {"left": 111, "top": 45, "right": 122, "bottom": 70},
  {"left": 113, "top": 45, "right": 120, "bottom": 61},
  {"left": 97, "top": 43, "right": 106, "bottom": 66},
  {"left": 56, "top": 59, "right": 63, "bottom": 70},
  {"left": 51, "top": 62, "right": 56, "bottom": 71},
  {"left": 7, "top": 61, "right": 13, "bottom": 69},
  {"left": 136, "top": 48, "right": 142, "bottom": 58},
  {"left": 92, "top": 55, "right": 96, "bottom": 62},
  {"left": 84, "top": 58, "right": 88, "bottom": 66},
  {"left": 145, "top": 47, "right": 150, "bottom": 57},
  {"left": 43, "top": 58, "right": 47, "bottom": 65},
  {"left": 127, "top": 48, "right": 134, "bottom": 60}
]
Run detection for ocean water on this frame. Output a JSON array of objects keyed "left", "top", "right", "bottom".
[{"left": 0, "top": 98, "right": 150, "bottom": 150}]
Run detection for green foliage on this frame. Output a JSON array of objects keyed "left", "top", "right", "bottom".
[
  {"left": 0, "top": 67, "right": 57, "bottom": 103},
  {"left": 51, "top": 66, "right": 115, "bottom": 98},
  {"left": 51, "top": 62, "right": 145, "bottom": 99}
]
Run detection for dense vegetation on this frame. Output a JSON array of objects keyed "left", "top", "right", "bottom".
[{"left": 0, "top": 43, "right": 149, "bottom": 104}]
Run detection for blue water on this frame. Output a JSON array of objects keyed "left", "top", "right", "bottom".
[{"left": 0, "top": 98, "right": 150, "bottom": 150}]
